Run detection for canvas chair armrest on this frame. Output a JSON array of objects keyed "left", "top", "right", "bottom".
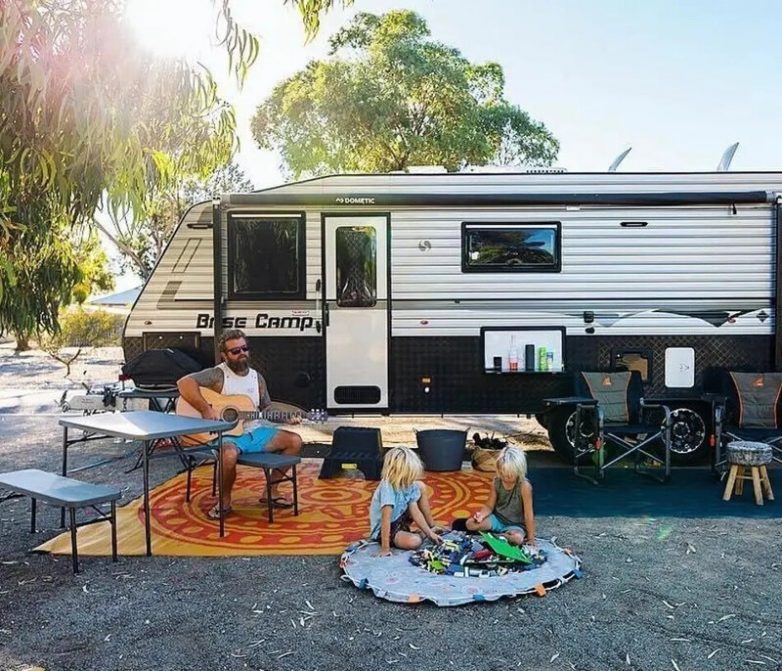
[
  {"left": 713, "top": 402, "right": 724, "bottom": 428},
  {"left": 699, "top": 392, "right": 727, "bottom": 406},
  {"left": 639, "top": 398, "right": 672, "bottom": 426},
  {"left": 542, "top": 396, "right": 598, "bottom": 410},
  {"left": 572, "top": 402, "right": 603, "bottom": 431}
]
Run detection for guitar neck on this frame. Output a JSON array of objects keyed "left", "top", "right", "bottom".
[{"left": 239, "top": 408, "right": 308, "bottom": 422}]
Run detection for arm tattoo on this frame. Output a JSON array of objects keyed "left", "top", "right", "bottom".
[
  {"left": 258, "top": 375, "right": 272, "bottom": 410},
  {"left": 186, "top": 367, "right": 224, "bottom": 393}
]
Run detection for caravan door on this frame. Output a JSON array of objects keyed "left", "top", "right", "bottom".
[{"left": 323, "top": 215, "right": 388, "bottom": 409}]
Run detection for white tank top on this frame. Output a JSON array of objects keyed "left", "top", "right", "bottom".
[{"left": 217, "top": 362, "right": 260, "bottom": 407}]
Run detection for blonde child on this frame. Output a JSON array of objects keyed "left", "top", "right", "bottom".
[
  {"left": 466, "top": 445, "right": 536, "bottom": 546},
  {"left": 369, "top": 446, "right": 443, "bottom": 556}
]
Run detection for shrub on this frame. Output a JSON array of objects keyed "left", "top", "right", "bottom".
[
  {"left": 39, "top": 307, "right": 124, "bottom": 376},
  {"left": 56, "top": 307, "right": 124, "bottom": 347}
]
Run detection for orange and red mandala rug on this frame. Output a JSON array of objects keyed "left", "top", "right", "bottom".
[{"left": 36, "top": 461, "right": 494, "bottom": 557}]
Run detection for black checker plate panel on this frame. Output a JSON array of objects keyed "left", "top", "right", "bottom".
[
  {"left": 391, "top": 334, "right": 774, "bottom": 413},
  {"left": 124, "top": 336, "right": 325, "bottom": 409}
]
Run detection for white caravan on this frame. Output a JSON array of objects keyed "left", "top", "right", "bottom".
[{"left": 123, "top": 171, "right": 782, "bottom": 463}]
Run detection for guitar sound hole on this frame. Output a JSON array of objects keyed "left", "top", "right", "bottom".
[{"left": 222, "top": 408, "right": 239, "bottom": 422}]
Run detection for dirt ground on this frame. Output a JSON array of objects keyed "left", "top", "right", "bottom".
[{"left": 1, "top": 346, "right": 781, "bottom": 671}]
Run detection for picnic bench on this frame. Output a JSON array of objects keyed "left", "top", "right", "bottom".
[{"left": 0, "top": 469, "right": 120, "bottom": 574}]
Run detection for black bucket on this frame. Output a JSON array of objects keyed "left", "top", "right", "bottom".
[{"left": 415, "top": 429, "right": 467, "bottom": 472}]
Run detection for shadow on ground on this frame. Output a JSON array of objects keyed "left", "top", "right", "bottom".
[{"left": 532, "top": 467, "right": 780, "bottom": 518}]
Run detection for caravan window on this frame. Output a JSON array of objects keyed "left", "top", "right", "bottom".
[
  {"left": 335, "top": 226, "right": 377, "bottom": 307},
  {"left": 462, "top": 222, "right": 561, "bottom": 272},
  {"left": 228, "top": 213, "right": 306, "bottom": 299}
]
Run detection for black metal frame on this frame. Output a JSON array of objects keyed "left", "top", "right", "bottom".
[
  {"left": 24, "top": 487, "right": 118, "bottom": 574},
  {"left": 713, "top": 403, "right": 782, "bottom": 472},
  {"left": 707, "top": 367, "right": 782, "bottom": 472},
  {"left": 61, "top": 422, "right": 229, "bottom": 555},
  {"left": 544, "top": 373, "right": 673, "bottom": 485},
  {"left": 53, "top": 502, "right": 117, "bottom": 574},
  {"left": 184, "top": 451, "right": 301, "bottom": 524}
]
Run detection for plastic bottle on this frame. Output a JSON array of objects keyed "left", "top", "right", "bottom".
[
  {"left": 508, "top": 336, "right": 519, "bottom": 371},
  {"left": 547, "top": 350, "right": 555, "bottom": 372},
  {"left": 538, "top": 346, "right": 548, "bottom": 372}
]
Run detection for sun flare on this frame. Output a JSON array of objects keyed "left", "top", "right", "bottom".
[{"left": 123, "top": 0, "right": 215, "bottom": 60}]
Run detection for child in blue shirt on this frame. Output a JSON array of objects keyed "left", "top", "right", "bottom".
[{"left": 369, "top": 446, "right": 443, "bottom": 555}]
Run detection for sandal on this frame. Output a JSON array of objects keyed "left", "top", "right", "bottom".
[
  {"left": 259, "top": 495, "right": 294, "bottom": 509},
  {"left": 207, "top": 504, "right": 233, "bottom": 520}
]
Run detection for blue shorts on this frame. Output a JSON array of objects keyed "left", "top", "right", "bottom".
[
  {"left": 225, "top": 427, "right": 278, "bottom": 454},
  {"left": 487, "top": 514, "right": 525, "bottom": 535}
]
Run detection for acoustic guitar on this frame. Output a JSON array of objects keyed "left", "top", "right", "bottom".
[{"left": 176, "top": 387, "right": 327, "bottom": 445}]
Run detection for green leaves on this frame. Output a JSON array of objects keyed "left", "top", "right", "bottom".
[
  {"left": 0, "top": 0, "right": 342, "bottom": 338},
  {"left": 252, "top": 10, "right": 559, "bottom": 178},
  {"left": 285, "top": 0, "right": 355, "bottom": 42},
  {"left": 0, "top": 1, "right": 239, "bottom": 336}
]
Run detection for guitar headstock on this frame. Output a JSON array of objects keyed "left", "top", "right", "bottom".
[{"left": 264, "top": 401, "right": 328, "bottom": 424}]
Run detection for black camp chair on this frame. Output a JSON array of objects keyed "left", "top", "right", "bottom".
[
  {"left": 544, "top": 370, "right": 672, "bottom": 484},
  {"left": 710, "top": 370, "right": 782, "bottom": 471}
]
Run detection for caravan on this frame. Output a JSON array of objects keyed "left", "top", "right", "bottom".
[{"left": 123, "top": 170, "right": 782, "bottom": 463}]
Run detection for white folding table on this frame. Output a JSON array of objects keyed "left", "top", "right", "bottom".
[{"left": 59, "top": 411, "right": 235, "bottom": 555}]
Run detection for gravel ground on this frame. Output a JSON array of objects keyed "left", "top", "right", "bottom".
[{"left": 1, "top": 345, "right": 781, "bottom": 671}]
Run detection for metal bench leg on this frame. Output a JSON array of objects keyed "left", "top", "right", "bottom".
[
  {"left": 264, "top": 469, "right": 274, "bottom": 524},
  {"left": 61, "top": 425, "right": 68, "bottom": 528},
  {"left": 185, "top": 457, "right": 194, "bottom": 503},
  {"left": 110, "top": 501, "right": 118, "bottom": 562},
  {"left": 142, "top": 440, "right": 152, "bottom": 556},
  {"left": 69, "top": 508, "right": 79, "bottom": 574},
  {"left": 292, "top": 464, "right": 299, "bottom": 516},
  {"left": 30, "top": 497, "right": 37, "bottom": 533}
]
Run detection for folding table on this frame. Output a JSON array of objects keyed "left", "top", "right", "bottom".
[{"left": 59, "top": 411, "right": 235, "bottom": 556}]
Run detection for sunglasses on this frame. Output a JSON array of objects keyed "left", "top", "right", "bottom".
[{"left": 226, "top": 345, "right": 250, "bottom": 355}]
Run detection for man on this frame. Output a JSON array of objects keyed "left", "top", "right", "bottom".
[{"left": 177, "top": 329, "right": 302, "bottom": 520}]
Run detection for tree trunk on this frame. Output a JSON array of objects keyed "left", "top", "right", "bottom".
[{"left": 13, "top": 331, "right": 31, "bottom": 352}]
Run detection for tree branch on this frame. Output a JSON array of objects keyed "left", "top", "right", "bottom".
[{"left": 91, "top": 218, "right": 147, "bottom": 278}]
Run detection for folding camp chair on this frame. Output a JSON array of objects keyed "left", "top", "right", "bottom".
[
  {"left": 545, "top": 371, "right": 672, "bottom": 484},
  {"left": 712, "top": 370, "right": 782, "bottom": 471}
]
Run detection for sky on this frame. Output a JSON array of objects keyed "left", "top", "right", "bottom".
[{"left": 112, "top": 0, "right": 782, "bottom": 290}]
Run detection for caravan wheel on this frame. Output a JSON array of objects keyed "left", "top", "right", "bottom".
[
  {"left": 665, "top": 407, "right": 708, "bottom": 465},
  {"left": 547, "top": 407, "right": 598, "bottom": 461}
]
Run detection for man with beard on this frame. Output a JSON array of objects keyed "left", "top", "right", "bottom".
[{"left": 177, "top": 329, "right": 302, "bottom": 520}]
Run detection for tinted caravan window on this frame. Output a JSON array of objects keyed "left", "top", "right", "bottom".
[
  {"left": 335, "top": 226, "right": 377, "bottom": 308},
  {"left": 228, "top": 213, "right": 306, "bottom": 299},
  {"left": 462, "top": 222, "right": 561, "bottom": 272}
]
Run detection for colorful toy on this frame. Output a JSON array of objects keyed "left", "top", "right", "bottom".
[{"left": 410, "top": 530, "right": 546, "bottom": 577}]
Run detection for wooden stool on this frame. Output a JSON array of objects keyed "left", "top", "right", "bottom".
[{"left": 722, "top": 441, "right": 775, "bottom": 506}]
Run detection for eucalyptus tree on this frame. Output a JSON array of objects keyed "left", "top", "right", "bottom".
[
  {"left": 251, "top": 10, "right": 558, "bottom": 177},
  {"left": 97, "top": 160, "right": 255, "bottom": 280},
  {"left": 0, "top": 0, "right": 350, "bottom": 338}
]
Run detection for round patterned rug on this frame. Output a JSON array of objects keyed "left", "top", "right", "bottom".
[{"left": 340, "top": 534, "right": 582, "bottom": 606}]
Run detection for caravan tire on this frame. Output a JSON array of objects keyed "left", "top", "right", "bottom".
[
  {"left": 546, "top": 407, "right": 599, "bottom": 462},
  {"left": 665, "top": 406, "right": 709, "bottom": 465}
]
